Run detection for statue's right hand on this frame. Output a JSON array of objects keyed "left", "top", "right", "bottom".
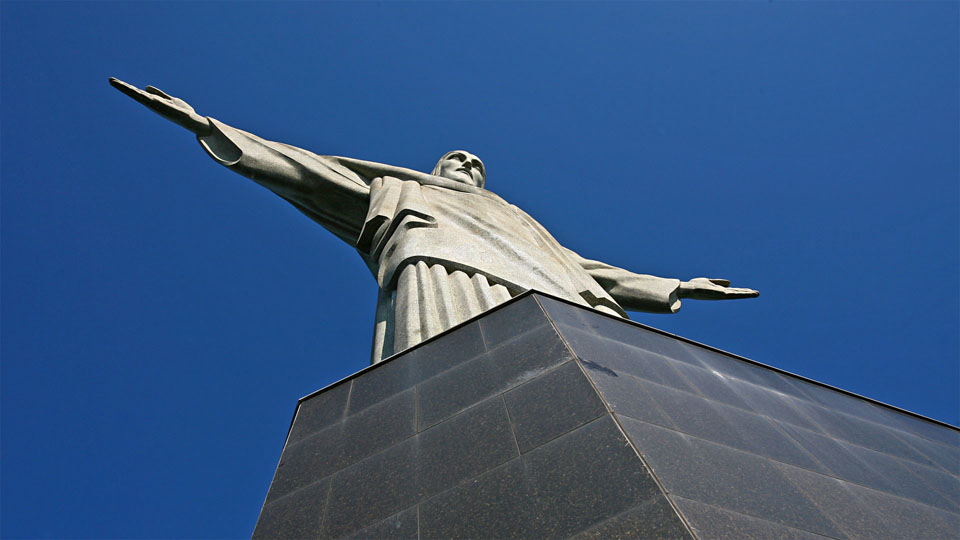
[{"left": 109, "top": 78, "right": 211, "bottom": 136}]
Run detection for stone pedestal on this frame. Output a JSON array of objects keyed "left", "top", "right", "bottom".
[{"left": 253, "top": 292, "right": 959, "bottom": 540}]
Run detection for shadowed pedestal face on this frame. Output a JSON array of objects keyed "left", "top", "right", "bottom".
[{"left": 253, "top": 293, "right": 959, "bottom": 540}]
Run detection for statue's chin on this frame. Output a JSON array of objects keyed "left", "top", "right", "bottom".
[{"left": 441, "top": 172, "right": 475, "bottom": 186}]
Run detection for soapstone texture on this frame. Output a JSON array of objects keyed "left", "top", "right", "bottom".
[
  {"left": 110, "top": 79, "right": 758, "bottom": 363},
  {"left": 253, "top": 293, "right": 959, "bottom": 540}
]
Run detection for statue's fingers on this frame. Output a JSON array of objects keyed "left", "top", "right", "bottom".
[
  {"left": 170, "top": 97, "right": 195, "bottom": 112},
  {"left": 145, "top": 85, "right": 173, "bottom": 99},
  {"left": 109, "top": 77, "right": 159, "bottom": 105},
  {"left": 109, "top": 77, "right": 142, "bottom": 97},
  {"left": 708, "top": 278, "right": 731, "bottom": 287},
  {"left": 726, "top": 288, "right": 759, "bottom": 298}
]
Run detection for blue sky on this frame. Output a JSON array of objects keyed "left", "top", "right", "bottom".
[{"left": 2, "top": 2, "right": 957, "bottom": 538}]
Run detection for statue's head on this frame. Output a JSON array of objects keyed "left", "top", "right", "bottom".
[{"left": 432, "top": 150, "right": 485, "bottom": 188}]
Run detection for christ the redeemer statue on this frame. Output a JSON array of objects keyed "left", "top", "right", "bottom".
[{"left": 111, "top": 78, "right": 759, "bottom": 364}]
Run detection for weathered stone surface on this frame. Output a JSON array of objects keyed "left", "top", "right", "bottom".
[{"left": 111, "top": 77, "right": 758, "bottom": 364}]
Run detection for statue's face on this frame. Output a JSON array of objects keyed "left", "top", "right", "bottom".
[{"left": 434, "top": 151, "right": 485, "bottom": 187}]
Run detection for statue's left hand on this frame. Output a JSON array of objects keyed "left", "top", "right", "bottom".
[
  {"left": 678, "top": 278, "right": 759, "bottom": 300},
  {"left": 109, "top": 77, "right": 212, "bottom": 136}
]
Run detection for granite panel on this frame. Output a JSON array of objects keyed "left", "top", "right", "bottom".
[
  {"left": 876, "top": 407, "right": 960, "bottom": 448},
  {"left": 503, "top": 361, "right": 607, "bottom": 452},
  {"left": 685, "top": 345, "right": 816, "bottom": 403},
  {"left": 520, "top": 416, "right": 669, "bottom": 538},
  {"left": 347, "top": 356, "right": 418, "bottom": 415},
  {"left": 777, "top": 462, "right": 920, "bottom": 540},
  {"left": 797, "top": 379, "right": 896, "bottom": 426},
  {"left": 253, "top": 478, "right": 329, "bottom": 540},
  {"left": 796, "top": 401, "right": 939, "bottom": 468},
  {"left": 840, "top": 440, "right": 958, "bottom": 512},
  {"left": 715, "top": 400, "right": 828, "bottom": 473},
  {"left": 420, "top": 416, "right": 684, "bottom": 540},
  {"left": 288, "top": 381, "right": 351, "bottom": 445},
  {"left": 724, "top": 376, "right": 821, "bottom": 431},
  {"left": 419, "top": 457, "right": 529, "bottom": 540},
  {"left": 580, "top": 361, "right": 674, "bottom": 428},
  {"left": 534, "top": 294, "right": 592, "bottom": 329},
  {"left": 776, "top": 421, "right": 897, "bottom": 493},
  {"left": 618, "top": 416, "right": 844, "bottom": 538},
  {"left": 408, "top": 321, "right": 486, "bottom": 383},
  {"left": 418, "top": 397, "right": 518, "bottom": 498},
  {"left": 270, "top": 388, "right": 416, "bottom": 501},
  {"left": 267, "top": 423, "right": 342, "bottom": 503},
  {"left": 485, "top": 322, "right": 573, "bottom": 388},
  {"left": 551, "top": 325, "right": 696, "bottom": 393},
  {"left": 584, "top": 314, "right": 701, "bottom": 365},
  {"left": 902, "top": 431, "right": 960, "bottom": 475},
  {"left": 259, "top": 293, "right": 960, "bottom": 540},
  {"left": 897, "top": 456, "right": 960, "bottom": 510},
  {"left": 338, "top": 388, "right": 417, "bottom": 467},
  {"left": 800, "top": 380, "right": 952, "bottom": 464},
  {"left": 669, "top": 360, "right": 752, "bottom": 410},
  {"left": 639, "top": 379, "right": 750, "bottom": 450},
  {"left": 540, "top": 296, "right": 699, "bottom": 364},
  {"left": 340, "top": 505, "right": 418, "bottom": 540},
  {"left": 672, "top": 496, "right": 833, "bottom": 540},
  {"left": 569, "top": 498, "right": 693, "bottom": 540},
  {"left": 737, "top": 365, "right": 817, "bottom": 402},
  {"left": 418, "top": 323, "right": 570, "bottom": 429},
  {"left": 677, "top": 341, "right": 755, "bottom": 376},
  {"left": 416, "top": 350, "right": 502, "bottom": 430},
  {"left": 850, "top": 482, "right": 960, "bottom": 540},
  {"left": 479, "top": 294, "right": 551, "bottom": 348},
  {"left": 320, "top": 437, "right": 420, "bottom": 539}
]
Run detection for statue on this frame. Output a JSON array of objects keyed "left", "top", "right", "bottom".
[{"left": 110, "top": 78, "right": 759, "bottom": 364}]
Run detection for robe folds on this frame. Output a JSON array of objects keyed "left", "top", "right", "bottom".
[{"left": 198, "top": 118, "right": 683, "bottom": 364}]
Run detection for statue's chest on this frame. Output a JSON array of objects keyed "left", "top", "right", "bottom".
[{"left": 358, "top": 178, "right": 532, "bottom": 256}]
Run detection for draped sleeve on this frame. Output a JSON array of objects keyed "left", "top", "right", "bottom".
[
  {"left": 197, "top": 118, "right": 371, "bottom": 245},
  {"left": 563, "top": 248, "right": 682, "bottom": 314}
]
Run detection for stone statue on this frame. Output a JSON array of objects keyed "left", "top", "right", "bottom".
[{"left": 110, "top": 78, "right": 759, "bottom": 364}]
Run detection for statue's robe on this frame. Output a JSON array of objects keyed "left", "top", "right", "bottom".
[{"left": 198, "top": 119, "right": 684, "bottom": 363}]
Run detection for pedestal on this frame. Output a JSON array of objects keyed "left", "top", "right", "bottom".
[{"left": 253, "top": 292, "right": 959, "bottom": 540}]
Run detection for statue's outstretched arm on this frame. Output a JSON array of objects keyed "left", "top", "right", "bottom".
[
  {"left": 110, "top": 78, "right": 369, "bottom": 245},
  {"left": 562, "top": 248, "right": 758, "bottom": 314}
]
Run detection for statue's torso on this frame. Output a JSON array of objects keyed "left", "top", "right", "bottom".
[{"left": 357, "top": 176, "right": 617, "bottom": 311}]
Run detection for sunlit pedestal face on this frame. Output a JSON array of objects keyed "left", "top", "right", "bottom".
[{"left": 253, "top": 293, "right": 960, "bottom": 540}]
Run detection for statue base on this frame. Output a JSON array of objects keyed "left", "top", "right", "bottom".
[{"left": 253, "top": 292, "right": 959, "bottom": 540}]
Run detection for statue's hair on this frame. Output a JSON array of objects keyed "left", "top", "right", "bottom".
[{"left": 432, "top": 150, "right": 485, "bottom": 189}]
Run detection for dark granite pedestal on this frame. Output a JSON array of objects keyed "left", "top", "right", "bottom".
[{"left": 253, "top": 292, "right": 960, "bottom": 540}]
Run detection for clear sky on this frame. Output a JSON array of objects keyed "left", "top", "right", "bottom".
[{"left": 2, "top": 2, "right": 957, "bottom": 538}]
